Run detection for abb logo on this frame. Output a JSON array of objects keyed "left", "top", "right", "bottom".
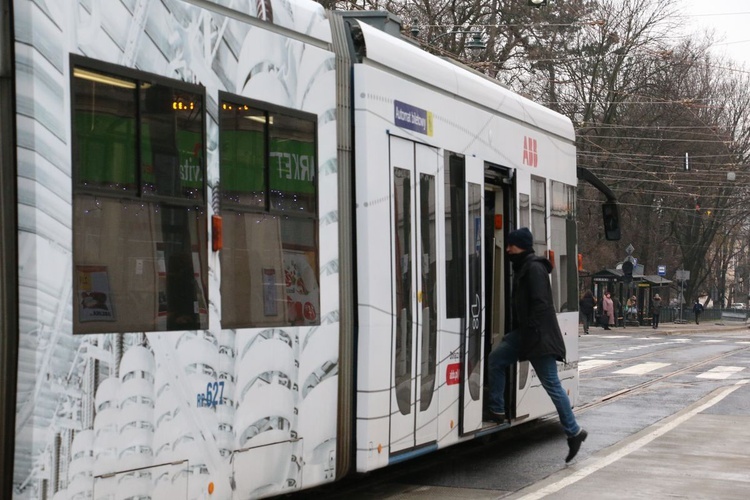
[{"left": 523, "top": 136, "right": 538, "bottom": 167}]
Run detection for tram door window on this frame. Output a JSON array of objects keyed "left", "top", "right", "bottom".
[
  {"left": 218, "top": 96, "right": 319, "bottom": 329},
  {"left": 393, "top": 166, "right": 413, "bottom": 416},
  {"left": 390, "top": 137, "right": 439, "bottom": 454},
  {"left": 71, "top": 60, "right": 207, "bottom": 334},
  {"left": 418, "top": 173, "right": 438, "bottom": 410},
  {"left": 466, "top": 184, "right": 482, "bottom": 401},
  {"left": 445, "top": 153, "right": 466, "bottom": 319}
]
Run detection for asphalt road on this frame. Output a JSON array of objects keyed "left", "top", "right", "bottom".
[{"left": 290, "top": 321, "right": 750, "bottom": 499}]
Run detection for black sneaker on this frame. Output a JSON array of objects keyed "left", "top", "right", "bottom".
[
  {"left": 483, "top": 409, "right": 506, "bottom": 424},
  {"left": 565, "top": 429, "right": 588, "bottom": 463}
]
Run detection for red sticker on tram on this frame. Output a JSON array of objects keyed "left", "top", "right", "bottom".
[{"left": 446, "top": 363, "right": 461, "bottom": 385}]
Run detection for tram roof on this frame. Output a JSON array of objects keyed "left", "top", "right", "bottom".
[{"left": 355, "top": 21, "right": 575, "bottom": 143}]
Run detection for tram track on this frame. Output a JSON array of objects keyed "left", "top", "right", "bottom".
[
  {"left": 576, "top": 338, "right": 716, "bottom": 379},
  {"left": 575, "top": 343, "right": 750, "bottom": 414}
]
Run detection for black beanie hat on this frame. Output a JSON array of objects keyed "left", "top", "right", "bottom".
[{"left": 507, "top": 227, "right": 534, "bottom": 251}]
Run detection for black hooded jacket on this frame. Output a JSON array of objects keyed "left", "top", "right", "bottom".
[{"left": 510, "top": 250, "right": 567, "bottom": 362}]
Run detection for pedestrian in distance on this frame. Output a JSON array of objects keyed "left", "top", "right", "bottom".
[
  {"left": 601, "top": 291, "right": 615, "bottom": 330},
  {"left": 626, "top": 295, "right": 638, "bottom": 323},
  {"left": 579, "top": 290, "right": 595, "bottom": 335},
  {"left": 651, "top": 293, "right": 662, "bottom": 329},
  {"left": 613, "top": 295, "right": 622, "bottom": 327},
  {"left": 486, "top": 228, "right": 588, "bottom": 463},
  {"left": 693, "top": 299, "right": 704, "bottom": 325}
]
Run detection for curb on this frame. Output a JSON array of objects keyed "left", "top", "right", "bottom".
[{"left": 580, "top": 322, "right": 749, "bottom": 336}]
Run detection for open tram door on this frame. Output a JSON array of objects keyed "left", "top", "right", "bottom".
[
  {"left": 478, "top": 166, "right": 516, "bottom": 427},
  {"left": 449, "top": 159, "right": 514, "bottom": 436}
]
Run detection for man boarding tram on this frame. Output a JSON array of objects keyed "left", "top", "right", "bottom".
[{"left": 486, "top": 227, "right": 588, "bottom": 463}]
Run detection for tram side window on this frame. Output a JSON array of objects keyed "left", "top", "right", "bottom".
[
  {"left": 519, "top": 193, "right": 530, "bottom": 229},
  {"left": 530, "top": 177, "right": 547, "bottom": 256},
  {"left": 445, "top": 152, "right": 466, "bottom": 319},
  {"left": 71, "top": 60, "right": 207, "bottom": 334},
  {"left": 550, "top": 182, "right": 578, "bottom": 312},
  {"left": 219, "top": 96, "right": 319, "bottom": 328}
]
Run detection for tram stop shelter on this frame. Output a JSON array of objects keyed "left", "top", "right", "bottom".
[{"left": 591, "top": 269, "right": 672, "bottom": 326}]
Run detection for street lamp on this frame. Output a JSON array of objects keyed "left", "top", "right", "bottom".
[
  {"left": 465, "top": 31, "right": 486, "bottom": 50},
  {"left": 529, "top": 0, "right": 548, "bottom": 6},
  {"left": 429, "top": 30, "right": 486, "bottom": 51},
  {"left": 410, "top": 18, "right": 420, "bottom": 37}
]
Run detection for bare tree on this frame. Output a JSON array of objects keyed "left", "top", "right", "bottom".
[{"left": 317, "top": 0, "right": 750, "bottom": 306}]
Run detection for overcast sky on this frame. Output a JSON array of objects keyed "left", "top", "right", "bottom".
[{"left": 680, "top": 0, "right": 750, "bottom": 65}]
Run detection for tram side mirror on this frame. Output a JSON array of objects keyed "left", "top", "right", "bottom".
[{"left": 602, "top": 201, "right": 621, "bottom": 241}]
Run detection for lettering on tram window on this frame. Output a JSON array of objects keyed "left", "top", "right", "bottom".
[
  {"left": 71, "top": 57, "right": 208, "bottom": 334},
  {"left": 218, "top": 93, "right": 320, "bottom": 329}
]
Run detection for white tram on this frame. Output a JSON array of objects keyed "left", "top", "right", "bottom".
[{"left": 0, "top": 1, "right": 618, "bottom": 499}]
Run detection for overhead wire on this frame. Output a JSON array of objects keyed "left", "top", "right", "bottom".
[{"left": 406, "top": 7, "right": 750, "bottom": 223}]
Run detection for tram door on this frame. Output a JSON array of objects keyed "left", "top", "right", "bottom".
[{"left": 389, "top": 136, "right": 439, "bottom": 454}]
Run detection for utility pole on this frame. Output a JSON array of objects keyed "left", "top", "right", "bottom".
[{"left": 675, "top": 268, "right": 690, "bottom": 324}]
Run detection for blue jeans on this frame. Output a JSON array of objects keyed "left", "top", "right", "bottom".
[{"left": 488, "top": 330, "right": 581, "bottom": 437}]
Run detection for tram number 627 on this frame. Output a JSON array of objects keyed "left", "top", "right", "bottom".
[{"left": 197, "top": 381, "right": 225, "bottom": 408}]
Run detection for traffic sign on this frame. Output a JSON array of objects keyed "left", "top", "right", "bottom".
[{"left": 676, "top": 269, "right": 690, "bottom": 281}]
